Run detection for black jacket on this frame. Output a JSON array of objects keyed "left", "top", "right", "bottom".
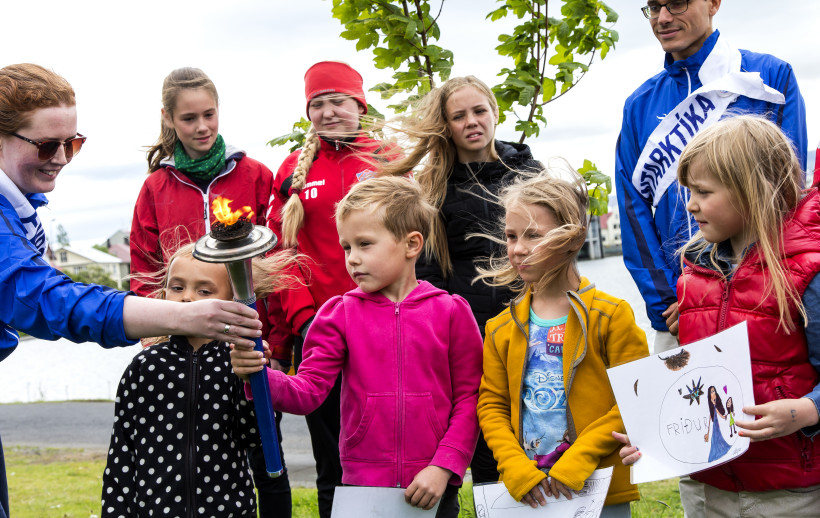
[
  {"left": 416, "top": 140, "right": 541, "bottom": 335},
  {"left": 101, "top": 336, "right": 259, "bottom": 518}
]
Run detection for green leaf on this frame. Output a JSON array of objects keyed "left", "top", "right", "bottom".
[
  {"left": 541, "top": 77, "right": 556, "bottom": 102},
  {"left": 404, "top": 19, "right": 417, "bottom": 39},
  {"left": 487, "top": 7, "right": 508, "bottom": 22}
]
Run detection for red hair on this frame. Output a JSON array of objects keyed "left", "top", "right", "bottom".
[{"left": 0, "top": 63, "right": 76, "bottom": 135}]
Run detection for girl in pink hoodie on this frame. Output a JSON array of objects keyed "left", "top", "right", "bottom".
[{"left": 232, "top": 176, "right": 483, "bottom": 517}]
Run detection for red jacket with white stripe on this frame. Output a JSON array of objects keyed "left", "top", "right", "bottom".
[{"left": 265, "top": 135, "right": 384, "bottom": 335}]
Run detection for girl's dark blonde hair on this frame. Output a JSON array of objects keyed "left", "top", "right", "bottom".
[
  {"left": 146, "top": 67, "right": 219, "bottom": 173},
  {"left": 279, "top": 128, "right": 321, "bottom": 247},
  {"left": 378, "top": 76, "right": 500, "bottom": 275},
  {"left": 335, "top": 176, "right": 437, "bottom": 244},
  {"left": 0, "top": 63, "right": 76, "bottom": 135},
  {"left": 473, "top": 166, "right": 589, "bottom": 297},
  {"left": 677, "top": 115, "right": 805, "bottom": 332}
]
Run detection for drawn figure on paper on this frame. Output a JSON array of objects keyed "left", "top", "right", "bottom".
[
  {"left": 726, "top": 397, "right": 737, "bottom": 437},
  {"left": 572, "top": 499, "right": 603, "bottom": 518},
  {"left": 704, "top": 385, "right": 731, "bottom": 461}
]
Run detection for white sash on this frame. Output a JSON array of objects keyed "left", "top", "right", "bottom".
[
  {"left": 0, "top": 169, "right": 48, "bottom": 256},
  {"left": 631, "top": 37, "right": 785, "bottom": 208}
]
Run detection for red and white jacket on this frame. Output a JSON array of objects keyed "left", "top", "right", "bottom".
[{"left": 265, "top": 135, "right": 385, "bottom": 335}]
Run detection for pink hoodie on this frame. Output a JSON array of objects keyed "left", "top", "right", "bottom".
[{"left": 262, "top": 281, "right": 483, "bottom": 488}]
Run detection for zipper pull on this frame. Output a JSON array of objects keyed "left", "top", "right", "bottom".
[{"left": 395, "top": 303, "right": 399, "bottom": 315}]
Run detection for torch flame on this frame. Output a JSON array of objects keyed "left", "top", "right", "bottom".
[{"left": 212, "top": 196, "right": 254, "bottom": 226}]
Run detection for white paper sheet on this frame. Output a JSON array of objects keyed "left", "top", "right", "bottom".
[
  {"left": 472, "top": 466, "right": 613, "bottom": 517},
  {"left": 607, "top": 321, "right": 754, "bottom": 484},
  {"left": 330, "top": 486, "right": 440, "bottom": 517}
]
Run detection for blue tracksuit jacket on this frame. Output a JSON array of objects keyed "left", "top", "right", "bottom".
[
  {"left": 615, "top": 30, "right": 807, "bottom": 331},
  {"left": 0, "top": 192, "right": 135, "bottom": 362}
]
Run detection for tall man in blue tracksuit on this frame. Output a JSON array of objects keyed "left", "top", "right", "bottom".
[
  {"left": 615, "top": 1, "right": 807, "bottom": 516},
  {"left": 615, "top": 0, "right": 807, "bottom": 352}
]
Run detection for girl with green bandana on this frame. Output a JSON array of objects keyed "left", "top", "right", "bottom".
[
  {"left": 128, "top": 67, "right": 293, "bottom": 516},
  {"left": 130, "top": 67, "right": 273, "bottom": 297}
]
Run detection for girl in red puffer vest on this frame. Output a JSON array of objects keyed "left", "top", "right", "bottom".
[{"left": 617, "top": 115, "right": 820, "bottom": 516}]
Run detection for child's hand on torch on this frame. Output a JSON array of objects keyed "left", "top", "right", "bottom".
[{"left": 230, "top": 340, "right": 268, "bottom": 382}]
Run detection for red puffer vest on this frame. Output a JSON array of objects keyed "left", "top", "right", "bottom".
[{"left": 677, "top": 186, "right": 820, "bottom": 492}]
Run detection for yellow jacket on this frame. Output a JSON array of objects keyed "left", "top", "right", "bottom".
[{"left": 478, "top": 277, "right": 648, "bottom": 504}]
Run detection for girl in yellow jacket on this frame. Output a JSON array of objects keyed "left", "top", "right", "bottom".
[{"left": 475, "top": 168, "right": 649, "bottom": 517}]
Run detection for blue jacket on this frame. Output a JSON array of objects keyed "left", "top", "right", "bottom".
[
  {"left": 615, "top": 30, "right": 808, "bottom": 331},
  {"left": 0, "top": 192, "right": 135, "bottom": 361}
]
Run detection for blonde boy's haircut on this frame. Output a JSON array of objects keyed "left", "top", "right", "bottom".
[
  {"left": 474, "top": 166, "right": 589, "bottom": 296},
  {"left": 335, "top": 176, "right": 436, "bottom": 243},
  {"left": 677, "top": 115, "right": 805, "bottom": 332}
]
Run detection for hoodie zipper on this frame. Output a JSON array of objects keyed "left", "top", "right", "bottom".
[
  {"left": 683, "top": 67, "right": 692, "bottom": 96},
  {"left": 395, "top": 302, "right": 403, "bottom": 487},
  {"left": 185, "top": 349, "right": 201, "bottom": 518}
]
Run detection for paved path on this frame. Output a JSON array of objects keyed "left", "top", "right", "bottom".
[{"left": 0, "top": 401, "right": 319, "bottom": 487}]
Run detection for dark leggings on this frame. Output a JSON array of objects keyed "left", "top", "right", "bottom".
[
  {"left": 469, "top": 431, "right": 499, "bottom": 483},
  {"left": 435, "top": 483, "right": 461, "bottom": 518},
  {"left": 248, "top": 411, "right": 292, "bottom": 517}
]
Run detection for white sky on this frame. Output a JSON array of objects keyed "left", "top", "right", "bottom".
[{"left": 2, "top": 0, "right": 818, "bottom": 243}]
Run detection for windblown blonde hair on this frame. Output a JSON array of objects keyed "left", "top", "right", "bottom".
[
  {"left": 378, "top": 76, "right": 500, "bottom": 275},
  {"left": 146, "top": 67, "right": 219, "bottom": 173},
  {"left": 138, "top": 238, "right": 301, "bottom": 345},
  {"left": 677, "top": 115, "right": 805, "bottom": 332},
  {"left": 473, "top": 166, "right": 589, "bottom": 297},
  {"left": 335, "top": 176, "right": 437, "bottom": 243}
]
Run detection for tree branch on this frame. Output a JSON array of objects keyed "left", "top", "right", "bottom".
[{"left": 413, "top": 0, "right": 435, "bottom": 87}]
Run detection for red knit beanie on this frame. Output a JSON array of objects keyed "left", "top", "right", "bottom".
[{"left": 304, "top": 61, "right": 368, "bottom": 118}]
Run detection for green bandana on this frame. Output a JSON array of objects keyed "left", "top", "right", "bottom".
[{"left": 173, "top": 134, "right": 226, "bottom": 182}]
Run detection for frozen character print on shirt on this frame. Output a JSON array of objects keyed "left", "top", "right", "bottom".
[{"left": 521, "top": 314, "right": 570, "bottom": 470}]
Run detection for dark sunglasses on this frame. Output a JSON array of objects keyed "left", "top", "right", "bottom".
[{"left": 10, "top": 132, "right": 87, "bottom": 161}]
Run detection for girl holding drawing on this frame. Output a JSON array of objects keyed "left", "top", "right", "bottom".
[
  {"left": 475, "top": 169, "right": 649, "bottom": 517},
  {"left": 616, "top": 115, "right": 820, "bottom": 515},
  {"left": 704, "top": 386, "right": 731, "bottom": 462}
]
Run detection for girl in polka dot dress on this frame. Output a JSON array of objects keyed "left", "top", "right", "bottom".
[{"left": 101, "top": 243, "right": 296, "bottom": 518}]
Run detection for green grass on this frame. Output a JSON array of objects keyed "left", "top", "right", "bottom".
[{"left": 4, "top": 447, "right": 682, "bottom": 517}]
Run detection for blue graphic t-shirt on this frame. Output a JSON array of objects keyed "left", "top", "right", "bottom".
[{"left": 521, "top": 311, "right": 568, "bottom": 469}]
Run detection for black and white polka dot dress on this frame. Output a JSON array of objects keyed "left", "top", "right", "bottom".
[{"left": 101, "top": 336, "right": 259, "bottom": 517}]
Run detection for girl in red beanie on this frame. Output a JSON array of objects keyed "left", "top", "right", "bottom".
[{"left": 266, "top": 60, "right": 393, "bottom": 518}]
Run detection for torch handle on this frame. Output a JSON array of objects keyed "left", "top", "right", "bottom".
[{"left": 244, "top": 300, "right": 284, "bottom": 478}]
